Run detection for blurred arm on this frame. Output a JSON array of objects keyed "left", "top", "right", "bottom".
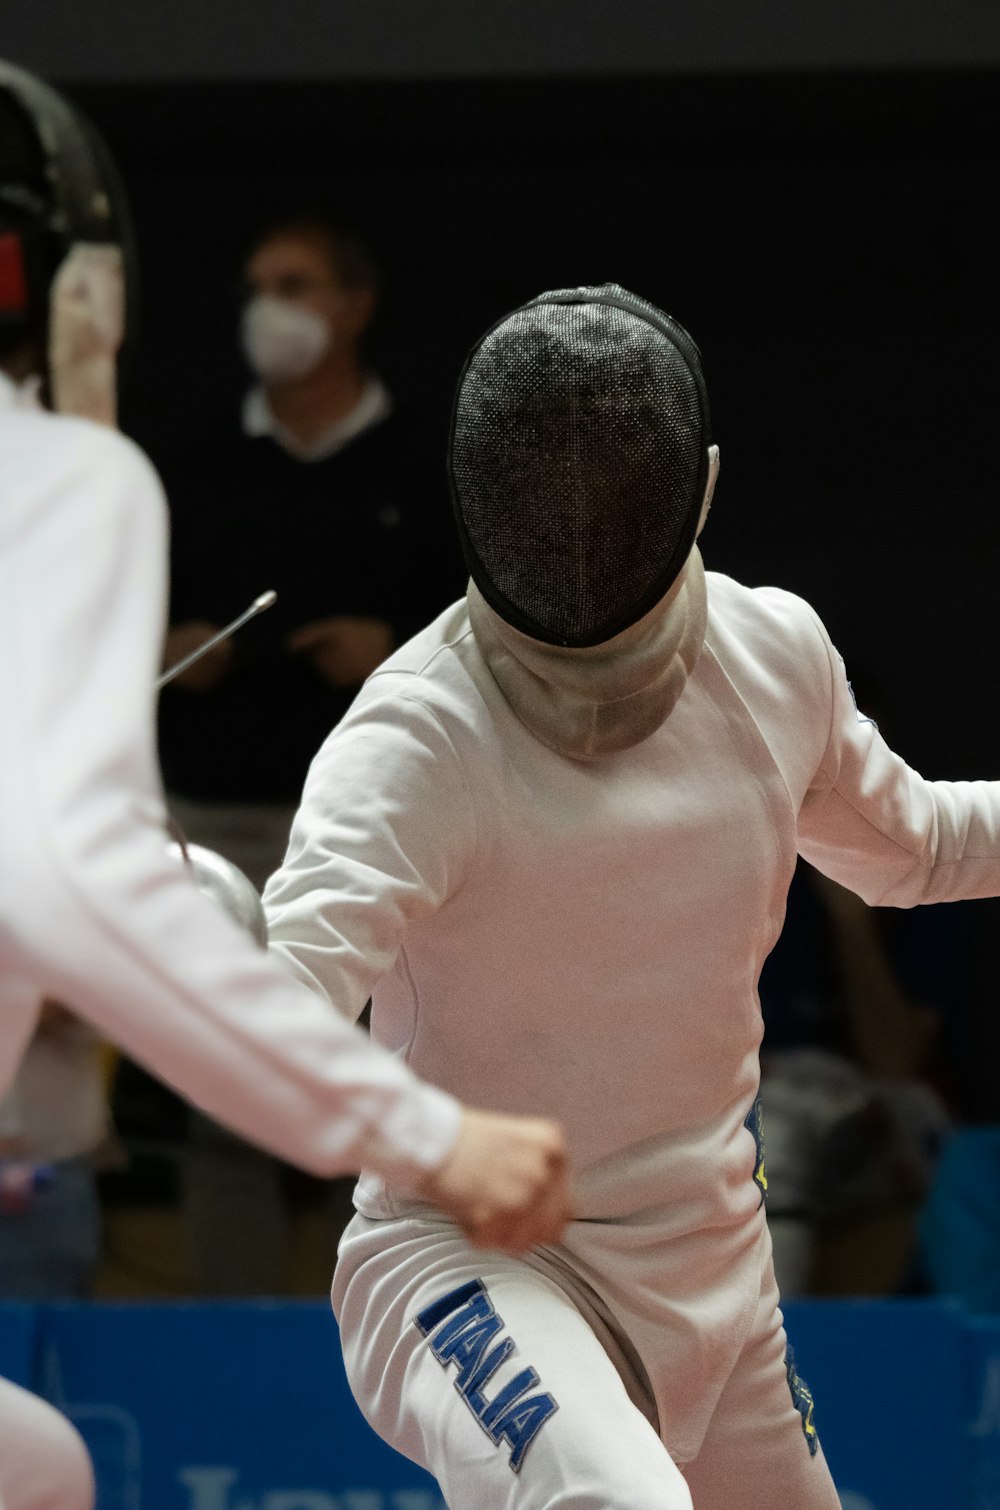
[{"left": 0, "top": 425, "right": 460, "bottom": 1188}]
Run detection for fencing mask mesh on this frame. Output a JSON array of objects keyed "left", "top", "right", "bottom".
[{"left": 450, "top": 284, "right": 711, "bottom": 648}]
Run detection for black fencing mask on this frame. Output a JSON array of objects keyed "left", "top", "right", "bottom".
[{"left": 450, "top": 284, "right": 712, "bottom": 649}]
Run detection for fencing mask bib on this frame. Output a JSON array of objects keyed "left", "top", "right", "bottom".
[{"left": 450, "top": 284, "right": 716, "bottom": 757}]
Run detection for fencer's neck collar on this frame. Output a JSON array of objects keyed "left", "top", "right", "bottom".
[{"left": 467, "top": 547, "right": 708, "bottom": 760}]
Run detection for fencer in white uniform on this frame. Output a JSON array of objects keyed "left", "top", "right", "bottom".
[
  {"left": 0, "top": 62, "right": 567, "bottom": 1510},
  {"left": 263, "top": 284, "right": 1000, "bottom": 1509}
]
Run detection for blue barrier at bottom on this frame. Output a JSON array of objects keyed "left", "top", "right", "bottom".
[
  {"left": 34, "top": 1301, "right": 443, "bottom": 1510},
  {"left": 0, "top": 1301, "right": 38, "bottom": 1388},
  {"left": 964, "top": 1317, "right": 1000, "bottom": 1510},
  {"left": 1, "top": 1296, "right": 996, "bottom": 1510},
  {"left": 783, "top": 1300, "right": 965, "bottom": 1510}
]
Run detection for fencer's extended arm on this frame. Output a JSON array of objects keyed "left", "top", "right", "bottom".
[
  {"left": 0, "top": 418, "right": 459, "bottom": 1185},
  {"left": 263, "top": 671, "right": 478, "bottom": 1018},
  {"left": 796, "top": 607, "right": 1000, "bottom": 907}
]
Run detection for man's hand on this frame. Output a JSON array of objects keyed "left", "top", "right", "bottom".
[
  {"left": 162, "top": 621, "right": 234, "bottom": 692},
  {"left": 420, "top": 1108, "right": 571, "bottom": 1253},
  {"left": 285, "top": 616, "right": 393, "bottom": 688}
]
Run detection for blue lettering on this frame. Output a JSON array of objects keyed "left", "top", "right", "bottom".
[
  {"left": 414, "top": 1279, "right": 485, "bottom": 1335},
  {"left": 492, "top": 1391, "right": 559, "bottom": 1472},
  {"left": 464, "top": 1337, "right": 516, "bottom": 1414},
  {"left": 414, "top": 1281, "right": 558, "bottom": 1474},
  {"left": 480, "top": 1367, "right": 539, "bottom": 1433},
  {"left": 446, "top": 1315, "right": 505, "bottom": 1389},
  {"left": 429, "top": 1293, "right": 494, "bottom": 1359}
]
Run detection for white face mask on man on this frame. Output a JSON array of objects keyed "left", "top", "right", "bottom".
[{"left": 240, "top": 294, "right": 331, "bottom": 384}]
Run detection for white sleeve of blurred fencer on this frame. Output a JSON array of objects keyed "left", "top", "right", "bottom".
[
  {"left": 0, "top": 422, "right": 460, "bottom": 1186},
  {"left": 797, "top": 606, "right": 1000, "bottom": 907}
]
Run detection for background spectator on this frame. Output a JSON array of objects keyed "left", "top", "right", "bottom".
[
  {"left": 149, "top": 210, "right": 464, "bottom": 1295},
  {"left": 158, "top": 208, "right": 463, "bottom": 886}
]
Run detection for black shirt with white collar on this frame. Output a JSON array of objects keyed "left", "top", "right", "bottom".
[{"left": 157, "top": 395, "right": 464, "bottom": 802}]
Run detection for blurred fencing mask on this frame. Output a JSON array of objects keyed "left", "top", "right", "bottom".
[
  {"left": 0, "top": 59, "right": 136, "bottom": 422},
  {"left": 450, "top": 284, "right": 718, "bottom": 758}
]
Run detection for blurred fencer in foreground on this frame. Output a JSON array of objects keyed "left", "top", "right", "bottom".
[{"left": 0, "top": 59, "right": 568, "bottom": 1510}]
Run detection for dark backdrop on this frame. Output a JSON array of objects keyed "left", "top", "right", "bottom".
[{"left": 66, "top": 71, "right": 1000, "bottom": 776}]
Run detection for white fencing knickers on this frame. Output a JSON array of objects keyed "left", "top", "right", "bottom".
[
  {"left": 0, "top": 1378, "right": 94, "bottom": 1510},
  {"left": 332, "top": 1213, "right": 841, "bottom": 1510}
]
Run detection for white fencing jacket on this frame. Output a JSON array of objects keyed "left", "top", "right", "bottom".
[
  {"left": 265, "top": 565, "right": 1000, "bottom": 1373},
  {"left": 267, "top": 575, "right": 1000, "bottom": 1213},
  {"left": 0, "top": 372, "right": 459, "bottom": 1187}
]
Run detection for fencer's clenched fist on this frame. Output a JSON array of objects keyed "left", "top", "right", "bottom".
[{"left": 419, "top": 1109, "right": 572, "bottom": 1253}]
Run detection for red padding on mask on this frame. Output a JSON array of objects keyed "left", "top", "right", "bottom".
[{"left": 0, "top": 232, "right": 30, "bottom": 314}]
